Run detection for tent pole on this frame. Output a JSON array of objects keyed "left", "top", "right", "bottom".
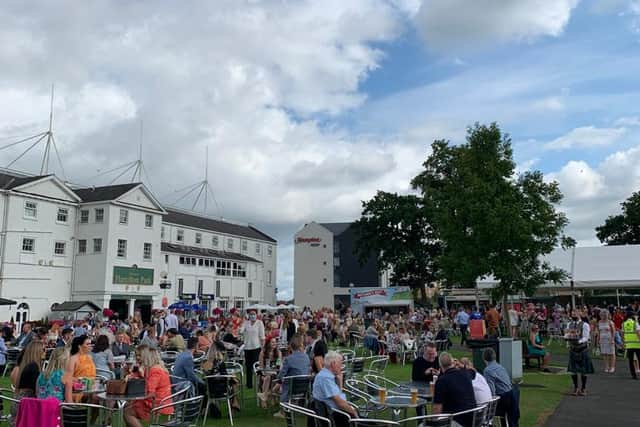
[{"left": 616, "top": 288, "right": 620, "bottom": 307}]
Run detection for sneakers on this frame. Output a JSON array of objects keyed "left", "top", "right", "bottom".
[{"left": 273, "top": 411, "right": 285, "bottom": 418}]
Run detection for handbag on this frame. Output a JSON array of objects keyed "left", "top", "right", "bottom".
[
  {"left": 106, "top": 379, "right": 127, "bottom": 395},
  {"left": 126, "top": 378, "right": 146, "bottom": 396}
]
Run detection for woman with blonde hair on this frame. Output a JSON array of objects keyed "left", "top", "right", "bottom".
[
  {"left": 11, "top": 341, "right": 44, "bottom": 397},
  {"left": 124, "top": 345, "right": 173, "bottom": 427},
  {"left": 37, "top": 347, "right": 73, "bottom": 402}
]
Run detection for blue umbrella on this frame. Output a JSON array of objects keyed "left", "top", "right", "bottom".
[{"left": 168, "top": 301, "right": 188, "bottom": 310}]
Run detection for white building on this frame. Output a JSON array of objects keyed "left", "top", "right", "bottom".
[
  {"left": 294, "top": 221, "right": 388, "bottom": 310},
  {"left": 0, "top": 170, "right": 277, "bottom": 324}
]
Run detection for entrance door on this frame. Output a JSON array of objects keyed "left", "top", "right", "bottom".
[
  {"left": 109, "top": 299, "right": 128, "bottom": 320},
  {"left": 135, "top": 300, "right": 152, "bottom": 324}
]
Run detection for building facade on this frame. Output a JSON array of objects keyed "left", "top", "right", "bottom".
[
  {"left": 293, "top": 221, "right": 387, "bottom": 310},
  {"left": 0, "top": 171, "right": 277, "bottom": 324}
]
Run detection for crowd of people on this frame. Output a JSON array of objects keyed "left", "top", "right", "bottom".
[{"left": 2, "top": 300, "right": 640, "bottom": 427}]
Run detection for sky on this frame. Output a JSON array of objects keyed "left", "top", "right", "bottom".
[{"left": 2, "top": 0, "right": 640, "bottom": 301}]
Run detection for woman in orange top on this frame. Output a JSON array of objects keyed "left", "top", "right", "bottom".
[
  {"left": 66, "top": 335, "right": 96, "bottom": 379},
  {"left": 124, "top": 344, "right": 173, "bottom": 427}
]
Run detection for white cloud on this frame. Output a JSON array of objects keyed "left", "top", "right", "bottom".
[
  {"left": 547, "top": 160, "right": 605, "bottom": 201},
  {"left": 414, "top": 0, "right": 580, "bottom": 50},
  {"left": 532, "top": 96, "right": 565, "bottom": 111},
  {"left": 544, "top": 126, "right": 626, "bottom": 150},
  {"left": 615, "top": 116, "right": 640, "bottom": 127}
]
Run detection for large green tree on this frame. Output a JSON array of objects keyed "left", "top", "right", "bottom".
[
  {"left": 353, "top": 191, "right": 440, "bottom": 301},
  {"left": 596, "top": 191, "right": 640, "bottom": 245},
  {"left": 411, "top": 123, "right": 573, "bottom": 300}
]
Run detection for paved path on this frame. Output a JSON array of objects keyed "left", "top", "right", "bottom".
[{"left": 544, "top": 356, "right": 638, "bottom": 427}]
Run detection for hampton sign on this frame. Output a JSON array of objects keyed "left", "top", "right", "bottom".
[
  {"left": 349, "top": 286, "right": 413, "bottom": 313},
  {"left": 113, "top": 266, "right": 154, "bottom": 285}
]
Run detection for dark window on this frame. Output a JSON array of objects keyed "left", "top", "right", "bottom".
[{"left": 199, "top": 258, "right": 204, "bottom": 266}]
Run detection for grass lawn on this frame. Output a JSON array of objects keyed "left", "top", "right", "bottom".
[{"left": 0, "top": 345, "right": 570, "bottom": 427}]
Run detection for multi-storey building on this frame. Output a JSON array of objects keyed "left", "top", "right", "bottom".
[
  {"left": 0, "top": 170, "right": 277, "bottom": 324},
  {"left": 293, "top": 221, "right": 387, "bottom": 310}
]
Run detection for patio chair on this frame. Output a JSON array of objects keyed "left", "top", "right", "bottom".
[
  {"left": 481, "top": 396, "right": 501, "bottom": 427},
  {"left": 362, "top": 374, "right": 400, "bottom": 395},
  {"left": 398, "top": 414, "right": 453, "bottom": 427},
  {"left": 367, "top": 356, "right": 389, "bottom": 375},
  {"left": 281, "top": 402, "right": 332, "bottom": 427},
  {"left": 221, "top": 360, "right": 245, "bottom": 404},
  {"left": 350, "top": 333, "right": 364, "bottom": 355},
  {"left": 451, "top": 404, "right": 488, "bottom": 427},
  {"left": 0, "top": 388, "right": 19, "bottom": 425},
  {"left": 344, "top": 379, "right": 385, "bottom": 417},
  {"left": 349, "top": 418, "right": 400, "bottom": 427},
  {"left": 96, "top": 368, "right": 115, "bottom": 380},
  {"left": 60, "top": 402, "right": 116, "bottom": 427},
  {"left": 347, "top": 358, "right": 365, "bottom": 379},
  {"left": 3, "top": 348, "right": 20, "bottom": 376},
  {"left": 283, "top": 374, "right": 312, "bottom": 406},
  {"left": 401, "top": 339, "right": 417, "bottom": 366},
  {"left": 203, "top": 374, "right": 240, "bottom": 425},
  {"left": 149, "top": 395, "right": 204, "bottom": 427}
]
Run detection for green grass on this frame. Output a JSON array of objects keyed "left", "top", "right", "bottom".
[{"left": 0, "top": 350, "right": 569, "bottom": 427}]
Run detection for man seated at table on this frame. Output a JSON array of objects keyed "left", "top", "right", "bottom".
[
  {"left": 432, "top": 352, "right": 476, "bottom": 427},
  {"left": 412, "top": 342, "right": 440, "bottom": 382},
  {"left": 312, "top": 351, "right": 357, "bottom": 427},
  {"left": 173, "top": 337, "right": 206, "bottom": 397},
  {"left": 57, "top": 328, "right": 74, "bottom": 348},
  {"left": 112, "top": 332, "right": 131, "bottom": 357},
  {"left": 165, "top": 328, "right": 186, "bottom": 352}
]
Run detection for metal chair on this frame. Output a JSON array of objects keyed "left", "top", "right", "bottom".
[
  {"left": 344, "top": 379, "right": 385, "bottom": 417},
  {"left": 221, "top": 360, "right": 244, "bottom": 405},
  {"left": 203, "top": 374, "right": 240, "bottom": 425},
  {"left": 351, "top": 333, "right": 364, "bottom": 355},
  {"left": 349, "top": 418, "right": 400, "bottom": 427},
  {"left": 96, "top": 368, "right": 115, "bottom": 380},
  {"left": 283, "top": 374, "right": 312, "bottom": 406},
  {"left": 59, "top": 402, "right": 116, "bottom": 427},
  {"left": 401, "top": 339, "right": 417, "bottom": 366},
  {"left": 398, "top": 414, "right": 453, "bottom": 427},
  {"left": 347, "top": 358, "right": 365, "bottom": 379},
  {"left": 367, "top": 356, "right": 389, "bottom": 375},
  {"left": 3, "top": 349, "right": 20, "bottom": 376},
  {"left": 281, "top": 402, "right": 332, "bottom": 427},
  {"left": 149, "top": 395, "right": 204, "bottom": 427},
  {"left": 0, "top": 388, "right": 19, "bottom": 425},
  {"left": 481, "top": 396, "right": 501, "bottom": 427},
  {"left": 451, "top": 404, "right": 488, "bottom": 427},
  {"left": 363, "top": 374, "right": 400, "bottom": 395}
]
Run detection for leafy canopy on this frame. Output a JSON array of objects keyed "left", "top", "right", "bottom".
[{"left": 596, "top": 191, "right": 640, "bottom": 245}]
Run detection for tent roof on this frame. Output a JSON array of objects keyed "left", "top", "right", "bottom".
[{"left": 51, "top": 301, "right": 100, "bottom": 312}]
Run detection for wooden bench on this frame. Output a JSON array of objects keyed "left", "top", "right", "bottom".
[{"left": 522, "top": 340, "right": 543, "bottom": 369}]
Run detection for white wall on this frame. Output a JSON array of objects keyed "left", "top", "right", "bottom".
[{"left": 293, "top": 222, "right": 334, "bottom": 309}]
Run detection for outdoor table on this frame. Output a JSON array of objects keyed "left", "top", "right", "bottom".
[
  {"left": 369, "top": 395, "right": 427, "bottom": 421},
  {"left": 97, "top": 392, "right": 154, "bottom": 427},
  {"left": 390, "top": 381, "right": 432, "bottom": 400}
]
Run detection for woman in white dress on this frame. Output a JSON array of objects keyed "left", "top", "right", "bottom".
[{"left": 597, "top": 310, "right": 616, "bottom": 373}]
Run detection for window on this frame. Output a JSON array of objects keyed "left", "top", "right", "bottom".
[
  {"left": 80, "top": 210, "right": 89, "bottom": 224},
  {"left": 179, "top": 256, "right": 185, "bottom": 264},
  {"left": 145, "top": 214, "right": 153, "bottom": 228},
  {"left": 22, "top": 238, "right": 35, "bottom": 252},
  {"left": 334, "top": 240, "right": 340, "bottom": 255},
  {"left": 177, "top": 229, "right": 184, "bottom": 242},
  {"left": 178, "top": 278, "right": 184, "bottom": 296},
  {"left": 267, "top": 245, "right": 273, "bottom": 257},
  {"left": 198, "top": 258, "right": 204, "bottom": 266},
  {"left": 267, "top": 270, "right": 272, "bottom": 284},
  {"left": 56, "top": 208, "right": 68, "bottom": 223},
  {"left": 119, "top": 209, "right": 128, "bottom": 224},
  {"left": 215, "top": 280, "right": 221, "bottom": 297},
  {"left": 24, "top": 201, "right": 37, "bottom": 219},
  {"left": 248, "top": 282, "right": 253, "bottom": 298},
  {"left": 227, "top": 238, "right": 233, "bottom": 250},
  {"left": 218, "top": 299, "right": 227, "bottom": 310},
  {"left": 198, "top": 280, "right": 203, "bottom": 296},
  {"left": 95, "top": 208, "right": 104, "bottom": 223},
  {"left": 93, "top": 238, "right": 102, "bottom": 253},
  {"left": 241, "top": 240, "right": 247, "bottom": 251},
  {"left": 232, "top": 262, "right": 247, "bottom": 278},
  {"left": 117, "top": 239, "right": 127, "bottom": 258},
  {"left": 54, "top": 241, "right": 66, "bottom": 256},
  {"left": 143, "top": 242, "right": 152, "bottom": 260},
  {"left": 161, "top": 226, "right": 166, "bottom": 240},
  {"left": 212, "top": 236, "right": 219, "bottom": 247},
  {"left": 165, "top": 254, "right": 169, "bottom": 264},
  {"left": 78, "top": 239, "right": 87, "bottom": 254},
  {"left": 195, "top": 233, "right": 202, "bottom": 245},
  {"left": 255, "top": 243, "right": 261, "bottom": 255},
  {"left": 216, "top": 260, "right": 232, "bottom": 276}
]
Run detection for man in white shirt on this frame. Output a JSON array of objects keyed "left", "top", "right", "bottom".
[{"left": 164, "top": 310, "right": 179, "bottom": 330}]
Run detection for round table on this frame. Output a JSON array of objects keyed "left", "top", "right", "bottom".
[
  {"left": 390, "top": 381, "right": 433, "bottom": 400},
  {"left": 369, "top": 395, "right": 427, "bottom": 421},
  {"left": 97, "top": 392, "right": 154, "bottom": 427}
]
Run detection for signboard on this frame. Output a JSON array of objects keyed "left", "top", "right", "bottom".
[
  {"left": 295, "top": 237, "right": 321, "bottom": 247},
  {"left": 350, "top": 286, "right": 413, "bottom": 314},
  {"left": 113, "top": 266, "right": 154, "bottom": 285}
]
